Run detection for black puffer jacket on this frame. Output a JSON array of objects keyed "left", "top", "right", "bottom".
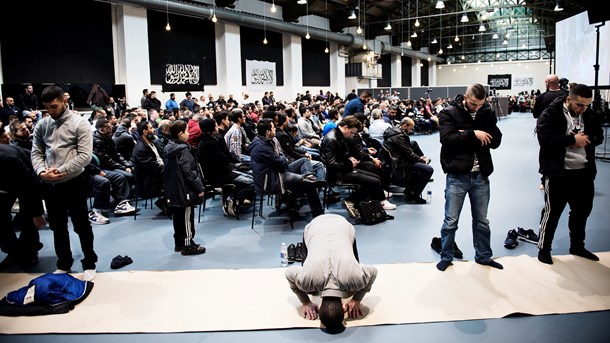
[
  {"left": 536, "top": 95, "right": 603, "bottom": 177},
  {"left": 382, "top": 126, "right": 422, "bottom": 181},
  {"left": 92, "top": 130, "right": 132, "bottom": 171},
  {"left": 163, "top": 139, "right": 204, "bottom": 207},
  {"left": 438, "top": 94, "right": 502, "bottom": 178}
]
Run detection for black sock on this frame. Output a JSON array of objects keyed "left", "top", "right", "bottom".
[{"left": 436, "top": 260, "right": 453, "bottom": 271}]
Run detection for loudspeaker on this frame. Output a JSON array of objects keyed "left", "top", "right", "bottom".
[
  {"left": 583, "top": 0, "right": 610, "bottom": 24},
  {"left": 544, "top": 35, "right": 555, "bottom": 53}
]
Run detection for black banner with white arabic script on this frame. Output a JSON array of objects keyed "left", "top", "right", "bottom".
[
  {"left": 162, "top": 56, "right": 205, "bottom": 92},
  {"left": 487, "top": 74, "right": 512, "bottom": 90}
]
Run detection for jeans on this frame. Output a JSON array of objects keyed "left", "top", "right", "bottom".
[
  {"left": 287, "top": 157, "right": 326, "bottom": 181},
  {"left": 439, "top": 172, "right": 492, "bottom": 262}
]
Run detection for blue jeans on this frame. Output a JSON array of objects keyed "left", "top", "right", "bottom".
[{"left": 440, "top": 172, "right": 493, "bottom": 262}]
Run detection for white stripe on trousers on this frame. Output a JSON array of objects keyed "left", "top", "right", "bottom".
[
  {"left": 538, "top": 176, "right": 551, "bottom": 250},
  {"left": 183, "top": 206, "right": 193, "bottom": 247}
]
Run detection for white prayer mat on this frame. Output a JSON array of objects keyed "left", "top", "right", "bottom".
[{"left": 1, "top": 252, "right": 609, "bottom": 334}]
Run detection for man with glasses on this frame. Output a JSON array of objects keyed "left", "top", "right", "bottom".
[
  {"left": 536, "top": 84, "right": 603, "bottom": 264},
  {"left": 436, "top": 83, "right": 503, "bottom": 271}
]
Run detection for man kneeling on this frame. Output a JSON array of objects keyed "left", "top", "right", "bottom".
[{"left": 285, "top": 214, "right": 377, "bottom": 333}]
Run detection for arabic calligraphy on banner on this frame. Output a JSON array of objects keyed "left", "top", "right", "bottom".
[
  {"left": 246, "top": 59, "right": 276, "bottom": 91},
  {"left": 165, "top": 64, "right": 200, "bottom": 85},
  {"left": 487, "top": 74, "right": 512, "bottom": 90}
]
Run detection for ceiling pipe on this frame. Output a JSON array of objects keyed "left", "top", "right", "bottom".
[
  {"left": 104, "top": 0, "right": 440, "bottom": 61},
  {"left": 380, "top": 42, "right": 443, "bottom": 62}
]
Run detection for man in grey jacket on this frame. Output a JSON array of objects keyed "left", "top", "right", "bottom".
[
  {"left": 285, "top": 214, "right": 377, "bottom": 333},
  {"left": 31, "top": 85, "right": 98, "bottom": 281}
]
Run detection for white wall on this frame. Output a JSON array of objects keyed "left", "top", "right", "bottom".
[{"left": 436, "top": 59, "right": 552, "bottom": 96}]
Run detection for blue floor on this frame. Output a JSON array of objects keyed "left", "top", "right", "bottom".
[{"left": 1, "top": 111, "right": 609, "bottom": 342}]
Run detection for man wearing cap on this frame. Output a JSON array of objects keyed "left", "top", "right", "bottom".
[{"left": 285, "top": 214, "right": 377, "bottom": 333}]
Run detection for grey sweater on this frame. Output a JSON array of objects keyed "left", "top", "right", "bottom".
[
  {"left": 285, "top": 214, "right": 377, "bottom": 303},
  {"left": 31, "top": 110, "right": 93, "bottom": 183}
]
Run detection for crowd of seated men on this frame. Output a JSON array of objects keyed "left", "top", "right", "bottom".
[{"left": 1, "top": 87, "right": 443, "bottom": 226}]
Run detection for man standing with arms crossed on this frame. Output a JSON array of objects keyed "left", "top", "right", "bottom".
[{"left": 31, "top": 85, "right": 98, "bottom": 281}]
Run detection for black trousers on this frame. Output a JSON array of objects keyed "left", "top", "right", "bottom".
[
  {"left": 538, "top": 169, "right": 594, "bottom": 252},
  {"left": 343, "top": 169, "right": 386, "bottom": 202},
  {"left": 172, "top": 205, "right": 196, "bottom": 249},
  {"left": 43, "top": 173, "right": 98, "bottom": 271},
  {"left": 0, "top": 193, "right": 41, "bottom": 260}
]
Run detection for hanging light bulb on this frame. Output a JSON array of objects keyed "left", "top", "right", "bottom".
[
  {"left": 461, "top": 13, "right": 469, "bottom": 23},
  {"left": 357, "top": 26, "right": 362, "bottom": 34},
  {"left": 438, "top": 48, "right": 443, "bottom": 54},
  {"left": 427, "top": 56, "right": 431, "bottom": 61},
  {"left": 435, "top": 1, "right": 445, "bottom": 9},
  {"left": 454, "top": 35, "right": 459, "bottom": 42},
  {"left": 165, "top": 0, "right": 171, "bottom": 31},
  {"left": 502, "top": 39, "right": 508, "bottom": 45},
  {"left": 478, "top": 23, "right": 486, "bottom": 32},
  {"left": 263, "top": 37, "right": 268, "bottom": 44},
  {"left": 415, "top": 19, "right": 420, "bottom": 27},
  {"left": 305, "top": 32, "right": 310, "bottom": 39},
  {"left": 165, "top": 22, "right": 171, "bottom": 31},
  {"left": 431, "top": 38, "right": 437, "bottom": 44},
  {"left": 325, "top": 46, "right": 329, "bottom": 53},
  {"left": 212, "top": 13, "right": 217, "bottom": 23},
  {"left": 492, "top": 33, "right": 499, "bottom": 39},
  {"left": 461, "top": 55, "right": 465, "bottom": 60},
  {"left": 363, "top": 42, "right": 367, "bottom": 50},
  {"left": 271, "top": 1, "right": 276, "bottom": 13},
  {"left": 407, "top": 40, "right": 412, "bottom": 47},
  {"left": 297, "top": 0, "right": 307, "bottom": 4}
]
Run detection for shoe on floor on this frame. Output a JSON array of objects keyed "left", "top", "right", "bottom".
[
  {"left": 504, "top": 229, "right": 519, "bottom": 249},
  {"left": 380, "top": 200, "right": 397, "bottom": 210},
  {"left": 114, "top": 200, "right": 136, "bottom": 215},
  {"left": 344, "top": 200, "right": 358, "bottom": 218},
  {"left": 89, "top": 210, "right": 110, "bottom": 225},
  {"left": 287, "top": 244, "right": 296, "bottom": 263},
  {"left": 516, "top": 227, "right": 539, "bottom": 243},
  {"left": 538, "top": 250, "right": 553, "bottom": 264},
  {"left": 295, "top": 242, "right": 307, "bottom": 262},
  {"left": 181, "top": 245, "right": 206, "bottom": 256},
  {"left": 569, "top": 247, "right": 599, "bottom": 261},
  {"left": 82, "top": 269, "right": 96, "bottom": 281},
  {"left": 430, "top": 237, "right": 442, "bottom": 254}
]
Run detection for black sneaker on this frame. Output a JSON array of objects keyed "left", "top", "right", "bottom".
[
  {"left": 295, "top": 242, "right": 307, "bottom": 262},
  {"left": 504, "top": 229, "right": 519, "bottom": 249},
  {"left": 287, "top": 244, "right": 296, "bottom": 263},
  {"left": 538, "top": 250, "right": 553, "bottom": 264},
  {"left": 516, "top": 227, "right": 539, "bottom": 243},
  {"left": 181, "top": 245, "right": 206, "bottom": 256}
]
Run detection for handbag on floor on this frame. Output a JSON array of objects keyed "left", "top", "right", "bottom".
[{"left": 356, "top": 200, "right": 394, "bottom": 225}]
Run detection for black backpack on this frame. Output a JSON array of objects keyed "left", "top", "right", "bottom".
[{"left": 355, "top": 200, "right": 394, "bottom": 225}]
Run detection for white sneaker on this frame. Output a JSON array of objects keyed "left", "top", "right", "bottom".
[
  {"left": 82, "top": 269, "right": 96, "bottom": 281},
  {"left": 385, "top": 191, "right": 394, "bottom": 198},
  {"left": 53, "top": 269, "right": 70, "bottom": 274},
  {"left": 381, "top": 200, "right": 397, "bottom": 210},
  {"left": 114, "top": 200, "right": 136, "bottom": 215},
  {"left": 89, "top": 211, "right": 110, "bottom": 225}
]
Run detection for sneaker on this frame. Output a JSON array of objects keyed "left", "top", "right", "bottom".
[
  {"left": 380, "top": 200, "right": 397, "bottom": 210},
  {"left": 287, "top": 244, "right": 296, "bottom": 263},
  {"left": 385, "top": 191, "right": 393, "bottom": 198},
  {"left": 175, "top": 242, "right": 200, "bottom": 252},
  {"left": 569, "top": 247, "right": 599, "bottom": 261},
  {"left": 295, "top": 242, "right": 307, "bottom": 262},
  {"left": 344, "top": 200, "right": 358, "bottom": 218},
  {"left": 504, "top": 229, "right": 519, "bottom": 249},
  {"left": 181, "top": 245, "right": 206, "bottom": 256},
  {"left": 82, "top": 269, "right": 96, "bottom": 281},
  {"left": 430, "top": 237, "right": 463, "bottom": 259},
  {"left": 89, "top": 211, "right": 110, "bottom": 225},
  {"left": 225, "top": 197, "right": 236, "bottom": 218},
  {"left": 114, "top": 200, "right": 136, "bottom": 215},
  {"left": 516, "top": 227, "right": 539, "bottom": 243}
]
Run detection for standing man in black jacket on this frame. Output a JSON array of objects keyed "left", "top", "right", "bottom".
[
  {"left": 532, "top": 74, "right": 567, "bottom": 119},
  {"left": 536, "top": 84, "right": 603, "bottom": 264},
  {"left": 436, "top": 83, "right": 503, "bottom": 271}
]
